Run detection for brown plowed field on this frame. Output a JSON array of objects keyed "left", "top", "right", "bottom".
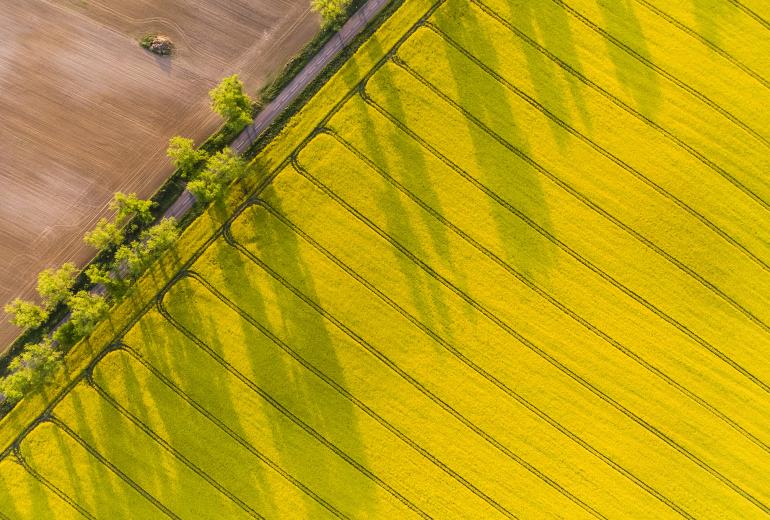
[{"left": 0, "top": 0, "right": 319, "bottom": 350}]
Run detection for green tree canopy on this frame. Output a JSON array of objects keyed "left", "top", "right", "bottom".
[
  {"left": 84, "top": 218, "right": 124, "bottom": 251},
  {"left": 37, "top": 262, "right": 78, "bottom": 308},
  {"left": 67, "top": 291, "right": 109, "bottom": 337},
  {"left": 0, "top": 338, "right": 62, "bottom": 405},
  {"left": 311, "top": 0, "right": 350, "bottom": 26},
  {"left": 188, "top": 149, "right": 247, "bottom": 204},
  {"left": 115, "top": 218, "right": 179, "bottom": 278},
  {"left": 3, "top": 299, "right": 48, "bottom": 330},
  {"left": 85, "top": 264, "right": 126, "bottom": 298},
  {"left": 167, "top": 136, "right": 209, "bottom": 178},
  {"left": 209, "top": 74, "right": 253, "bottom": 130},
  {"left": 206, "top": 148, "right": 247, "bottom": 183},
  {"left": 187, "top": 170, "right": 223, "bottom": 204},
  {"left": 110, "top": 192, "right": 155, "bottom": 226}
]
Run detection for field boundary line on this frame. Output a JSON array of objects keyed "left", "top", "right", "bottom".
[
  {"left": 183, "top": 269, "right": 517, "bottom": 519},
  {"left": 632, "top": 0, "right": 770, "bottom": 90},
  {"left": 726, "top": 0, "right": 770, "bottom": 32},
  {"left": 225, "top": 207, "right": 612, "bottom": 520},
  {"left": 247, "top": 182, "right": 694, "bottom": 519},
  {"left": 357, "top": 70, "right": 770, "bottom": 400},
  {"left": 421, "top": 21, "right": 770, "bottom": 279},
  {"left": 114, "top": 343, "right": 348, "bottom": 520},
  {"left": 324, "top": 126, "right": 770, "bottom": 458},
  {"left": 11, "top": 446, "right": 95, "bottom": 520},
  {"left": 469, "top": 0, "right": 770, "bottom": 213},
  {"left": 393, "top": 48, "right": 770, "bottom": 350},
  {"left": 82, "top": 368, "right": 264, "bottom": 519},
  {"left": 549, "top": 0, "right": 770, "bottom": 147},
  {"left": 155, "top": 282, "right": 432, "bottom": 520},
  {"left": 47, "top": 416, "right": 181, "bottom": 520},
  {"left": 323, "top": 87, "right": 770, "bottom": 514}
]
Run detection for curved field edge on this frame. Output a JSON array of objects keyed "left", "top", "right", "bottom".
[{"left": 0, "top": 0, "right": 438, "bottom": 458}]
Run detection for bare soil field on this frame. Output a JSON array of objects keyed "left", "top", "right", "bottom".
[{"left": 0, "top": 0, "right": 319, "bottom": 350}]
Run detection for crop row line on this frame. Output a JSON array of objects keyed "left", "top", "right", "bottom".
[
  {"left": 725, "top": 0, "right": 770, "bottom": 33},
  {"left": 387, "top": 41, "right": 770, "bottom": 395},
  {"left": 396, "top": 36, "right": 770, "bottom": 371},
  {"left": 83, "top": 369, "right": 264, "bottom": 519},
  {"left": 324, "top": 124, "right": 770, "bottom": 458},
  {"left": 47, "top": 415, "right": 181, "bottom": 520},
  {"left": 357, "top": 60, "right": 770, "bottom": 401},
  {"left": 154, "top": 285, "right": 431, "bottom": 520},
  {"left": 631, "top": 0, "right": 770, "bottom": 90},
  {"left": 221, "top": 219, "right": 605, "bottom": 519},
  {"left": 549, "top": 0, "right": 770, "bottom": 147},
  {"left": 11, "top": 445, "right": 95, "bottom": 520},
  {"left": 423, "top": 20, "right": 770, "bottom": 287},
  {"left": 244, "top": 178, "right": 689, "bottom": 519},
  {"left": 469, "top": 0, "right": 770, "bottom": 213},
  {"left": 340, "top": 85, "right": 770, "bottom": 514},
  {"left": 182, "top": 268, "right": 517, "bottom": 518},
  {"left": 113, "top": 342, "right": 348, "bottom": 520}
]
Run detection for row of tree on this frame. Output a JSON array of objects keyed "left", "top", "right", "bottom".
[
  {"left": 0, "top": 74, "right": 256, "bottom": 406},
  {"left": 0, "top": 0, "right": 363, "bottom": 404}
]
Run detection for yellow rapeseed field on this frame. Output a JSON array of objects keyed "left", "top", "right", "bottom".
[{"left": 2, "top": 0, "right": 770, "bottom": 517}]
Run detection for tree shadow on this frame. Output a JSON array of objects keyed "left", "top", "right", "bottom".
[
  {"left": 690, "top": 0, "right": 732, "bottom": 46},
  {"left": 50, "top": 380, "right": 175, "bottom": 517},
  {"left": 158, "top": 222, "right": 372, "bottom": 517},
  {"left": 469, "top": 0, "right": 593, "bottom": 134},
  {"left": 0, "top": 456, "right": 60, "bottom": 519},
  {"left": 213, "top": 202, "right": 377, "bottom": 516},
  {"left": 332, "top": 37, "right": 461, "bottom": 340},
  {"left": 128, "top": 299, "right": 279, "bottom": 517},
  {"left": 591, "top": 0, "right": 662, "bottom": 116}
]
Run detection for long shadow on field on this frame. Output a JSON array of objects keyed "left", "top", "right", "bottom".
[
  {"left": 151, "top": 277, "right": 281, "bottom": 516},
  {"left": 201, "top": 203, "right": 375, "bottom": 517},
  {"left": 54, "top": 380, "right": 172, "bottom": 517},
  {"left": 472, "top": 0, "right": 592, "bottom": 137},
  {"left": 349, "top": 36, "right": 464, "bottom": 338},
  {"left": 0, "top": 454, "right": 57, "bottom": 519},
  {"left": 592, "top": 0, "right": 662, "bottom": 117},
  {"left": 691, "top": 0, "right": 732, "bottom": 46},
  {"left": 428, "top": 4, "right": 555, "bottom": 278}
]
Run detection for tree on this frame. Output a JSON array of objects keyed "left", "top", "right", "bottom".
[
  {"left": 188, "top": 149, "right": 247, "bottom": 204},
  {"left": 0, "top": 338, "right": 62, "bottom": 405},
  {"left": 52, "top": 321, "right": 80, "bottom": 349},
  {"left": 167, "top": 136, "right": 209, "bottom": 178},
  {"left": 141, "top": 217, "right": 179, "bottom": 258},
  {"left": 114, "top": 244, "right": 144, "bottom": 278},
  {"left": 110, "top": 192, "right": 155, "bottom": 226},
  {"left": 3, "top": 299, "right": 48, "bottom": 330},
  {"left": 114, "top": 218, "right": 179, "bottom": 279},
  {"left": 209, "top": 74, "right": 253, "bottom": 129},
  {"left": 85, "top": 264, "right": 126, "bottom": 298},
  {"left": 37, "top": 262, "right": 78, "bottom": 308},
  {"left": 311, "top": 0, "right": 350, "bottom": 26},
  {"left": 206, "top": 148, "right": 247, "bottom": 183},
  {"left": 67, "top": 291, "right": 109, "bottom": 337},
  {"left": 84, "top": 218, "right": 123, "bottom": 251},
  {"left": 187, "top": 170, "right": 224, "bottom": 204}
]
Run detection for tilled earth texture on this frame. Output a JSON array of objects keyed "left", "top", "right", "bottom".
[{"left": 0, "top": 0, "right": 319, "bottom": 349}]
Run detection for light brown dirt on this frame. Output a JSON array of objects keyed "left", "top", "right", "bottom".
[{"left": 0, "top": 0, "right": 320, "bottom": 351}]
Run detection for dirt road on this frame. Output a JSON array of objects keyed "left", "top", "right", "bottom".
[{"left": 0, "top": 0, "right": 319, "bottom": 350}]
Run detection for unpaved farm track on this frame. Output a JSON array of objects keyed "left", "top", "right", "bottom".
[{"left": 0, "top": 0, "right": 319, "bottom": 350}]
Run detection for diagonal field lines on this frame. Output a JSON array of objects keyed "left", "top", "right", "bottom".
[{"left": 3, "top": 0, "right": 770, "bottom": 517}]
